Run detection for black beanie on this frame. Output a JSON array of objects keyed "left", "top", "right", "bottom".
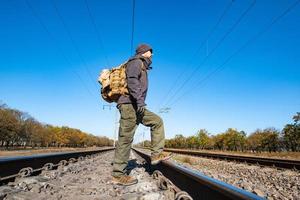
[{"left": 135, "top": 44, "right": 153, "bottom": 55}]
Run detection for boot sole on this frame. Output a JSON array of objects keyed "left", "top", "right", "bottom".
[
  {"left": 151, "top": 155, "right": 172, "bottom": 165},
  {"left": 112, "top": 180, "right": 138, "bottom": 186}
]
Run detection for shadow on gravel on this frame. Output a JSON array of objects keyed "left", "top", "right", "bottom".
[
  {"left": 125, "top": 159, "right": 138, "bottom": 172},
  {"left": 110, "top": 150, "right": 162, "bottom": 176},
  {"left": 125, "top": 158, "right": 161, "bottom": 176}
]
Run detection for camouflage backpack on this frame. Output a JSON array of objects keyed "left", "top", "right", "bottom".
[{"left": 98, "top": 62, "right": 129, "bottom": 103}]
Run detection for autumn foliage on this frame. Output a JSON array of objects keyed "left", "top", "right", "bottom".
[
  {"left": 164, "top": 113, "right": 300, "bottom": 152},
  {"left": 0, "top": 103, "right": 113, "bottom": 148}
]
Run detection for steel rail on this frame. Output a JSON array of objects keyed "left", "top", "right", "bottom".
[
  {"left": 164, "top": 148, "right": 300, "bottom": 170},
  {"left": 0, "top": 147, "right": 114, "bottom": 184},
  {"left": 133, "top": 148, "right": 264, "bottom": 200}
]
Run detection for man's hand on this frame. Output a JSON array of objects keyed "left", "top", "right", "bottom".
[{"left": 137, "top": 106, "right": 145, "bottom": 114}]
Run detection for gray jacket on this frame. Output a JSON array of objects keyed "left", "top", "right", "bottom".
[{"left": 117, "top": 55, "right": 152, "bottom": 107}]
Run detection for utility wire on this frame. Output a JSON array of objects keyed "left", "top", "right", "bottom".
[
  {"left": 51, "top": 0, "right": 99, "bottom": 90},
  {"left": 130, "top": 0, "right": 136, "bottom": 55},
  {"left": 25, "top": 0, "right": 98, "bottom": 100},
  {"left": 162, "top": 0, "right": 256, "bottom": 108},
  {"left": 168, "top": 0, "right": 300, "bottom": 107},
  {"left": 73, "top": 71, "right": 98, "bottom": 99},
  {"left": 83, "top": 0, "right": 110, "bottom": 66},
  {"left": 157, "top": 0, "right": 234, "bottom": 110}
]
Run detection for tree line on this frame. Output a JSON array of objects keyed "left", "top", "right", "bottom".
[
  {"left": 0, "top": 103, "right": 113, "bottom": 149},
  {"left": 139, "top": 113, "right": 300, "bottom": 152}
]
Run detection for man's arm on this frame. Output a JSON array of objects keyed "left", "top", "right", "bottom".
[{"left": 126, "top": 59, "right": 144, "bottom": 107}]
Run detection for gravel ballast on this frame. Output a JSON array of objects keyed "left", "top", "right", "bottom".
[
  {"left": 173, "top": 154, "right": 300, "bottom": 200},
  {"left": 0, "top": 151, "right": 176, "bottom": 200}
]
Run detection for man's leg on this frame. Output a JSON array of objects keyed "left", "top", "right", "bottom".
[
  {"left": 112, "top": 104, "right": 137, "bottom": 177},
  {"left": 141, "top": 108, "right": 165, "bottom": 156}
]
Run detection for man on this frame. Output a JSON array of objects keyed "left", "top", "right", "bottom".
[{"left": 112, "top": 44, "right": 172, "bottom": 186}]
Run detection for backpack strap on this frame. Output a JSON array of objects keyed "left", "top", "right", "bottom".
[{"left": 126, "top": 57, "right": 145, "bottom": 71}]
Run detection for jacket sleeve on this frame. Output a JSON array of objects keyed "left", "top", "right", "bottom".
[{"left": 126, "top": 59, "right": 144, "bottom": 106}]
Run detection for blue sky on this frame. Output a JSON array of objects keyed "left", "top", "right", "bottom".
[{"left": 0, "top": 0, "right": 299, "bottom": 142}]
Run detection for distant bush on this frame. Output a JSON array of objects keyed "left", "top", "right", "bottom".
[{"left": 164, "top": 113, "right": 300, "bottom": 152}]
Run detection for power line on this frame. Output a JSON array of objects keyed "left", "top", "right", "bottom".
[
  {"left": 130, "top": 0, "right": 136, "bottom": 55},
  {"left": 156, "top": 0, "right": 234, "bottom": 110},
  {"left": 163, "top": 0, "right": 256, "bottom": 107},
  {"left": 51, "top": 0, "right": 99, "bottom": 90},
  {"left": 83, "top": 0, "right": 110, "bottom": 66},
  {"left": 162, "top": 0, "right": 256, "bottom": 108},
  {"left": 24, "top": 0, "right": 98, "bottom": 100},
  {"left": 73, "top": 70, "right": 98, "bottom": 99},
  {"left": 168, "top": 0, "right": 300, "bottom": 107}
]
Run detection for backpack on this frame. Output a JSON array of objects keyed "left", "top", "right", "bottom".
[{"left": 98, "top": 61, "right": 129, "bottom": 103}]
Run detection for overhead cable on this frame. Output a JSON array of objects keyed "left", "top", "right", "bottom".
[
  {"left": 51, "top": 0, "right": 98, "bottom": 90},
  {"left": 163, "top": 0, "right": 256, "bottom": 108},
  {"left": 25, "top": 0, "right": 98, "bottom": 99},
  {"left": 157, "top": 0, "right": 235, "bottom": 110},
  {"left": 169, "top": 0, "right": 300, "bottom": 107},
  {"left": 83, "top": 0, "right": 111, "bottom": 66},
  {"left": 130, "top": 0, "right": 136, "bottom": 55}
]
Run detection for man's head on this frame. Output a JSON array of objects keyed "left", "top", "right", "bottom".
[{"left": 135, "top": 44, "right": 153, "bottom": 58}]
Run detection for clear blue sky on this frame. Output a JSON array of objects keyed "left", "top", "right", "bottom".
[{"left": 0, "top": 0, "right": 299, "bottom": 142}]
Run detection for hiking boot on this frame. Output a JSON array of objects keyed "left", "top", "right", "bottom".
[
  {"left": 112, "top": 175, "right": 138, "bottom": 186},
  {"left": 150, "top": 152, "right": 173, "bottom": 165}
]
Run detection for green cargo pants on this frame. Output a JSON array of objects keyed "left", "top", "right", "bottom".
[{"left": 112, "top": 104, "right": 165, "bottom": 177}]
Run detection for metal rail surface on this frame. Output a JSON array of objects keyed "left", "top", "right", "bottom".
[
  {"left": 163, "top": 148, "right": 300, "bottom": 170},
  {"left": 133, "top": 148, "right": 264, "bottom": 200},
  {"left": 0, "top": 147, "right": 114, "bottom": 183}
]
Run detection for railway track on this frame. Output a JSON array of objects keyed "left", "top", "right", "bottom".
[
  {"left": 0, "top": 147, "right": 114, "bottom": 184},
  {"left": 1, "top": 147, "right": 285, "bottom": 199},
  {"left": 0, "top": 148, "right": 191, "bottom": 199},
  {"left": 133, "top": 148, "right": 263, "bottom": 200},
  {"left": 163, "top": 148, "right": 300, "bottom": 170}
]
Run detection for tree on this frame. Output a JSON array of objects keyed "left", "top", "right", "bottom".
[
  {"left": 218, "top": 129, "right": 246, "bottom": 151},
  {"left": 247, "top": 128, "right": 280, "bottom": 152},
  {"left": 212, "top": 133, "right": 226, "bottom": 150},
  {"left": 165, "top": 138, "right": 177, "bottom": 148},
  {"left": 283, "top": 112, "right": 300, "bottom": 151},
  {"left": 0, "top": 108, "right": 22, "bottom": 148},
  {"left": 186, "top": 136, "right": 198, "bottom": 149},
  {"left": 28, "top": 120, "right": 45, "bottom": 147},
  {"left": 174, "top": 134, "right": 186, "bottom": 148},
  {"left": 260, "top": 128, "right": 280, "bottom": 152},
  {"left": 247, "top": 129, "right": 264, "bottom": 152},
  {"left": 0, "top": 103, "right": 113, "bottom": 148},
  {"left": 197, "top": 129, "right": 213, "bottom": 149},
  {"left": 23, "top": 118, "right": 37, "bottom": 146},
  {"left": 210, "top": 129, "right": 246, "bottom": 151}
]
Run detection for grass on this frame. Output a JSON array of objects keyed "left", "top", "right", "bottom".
[{"left": 167, "top": 148, "right": 300, "bottom": 160}]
